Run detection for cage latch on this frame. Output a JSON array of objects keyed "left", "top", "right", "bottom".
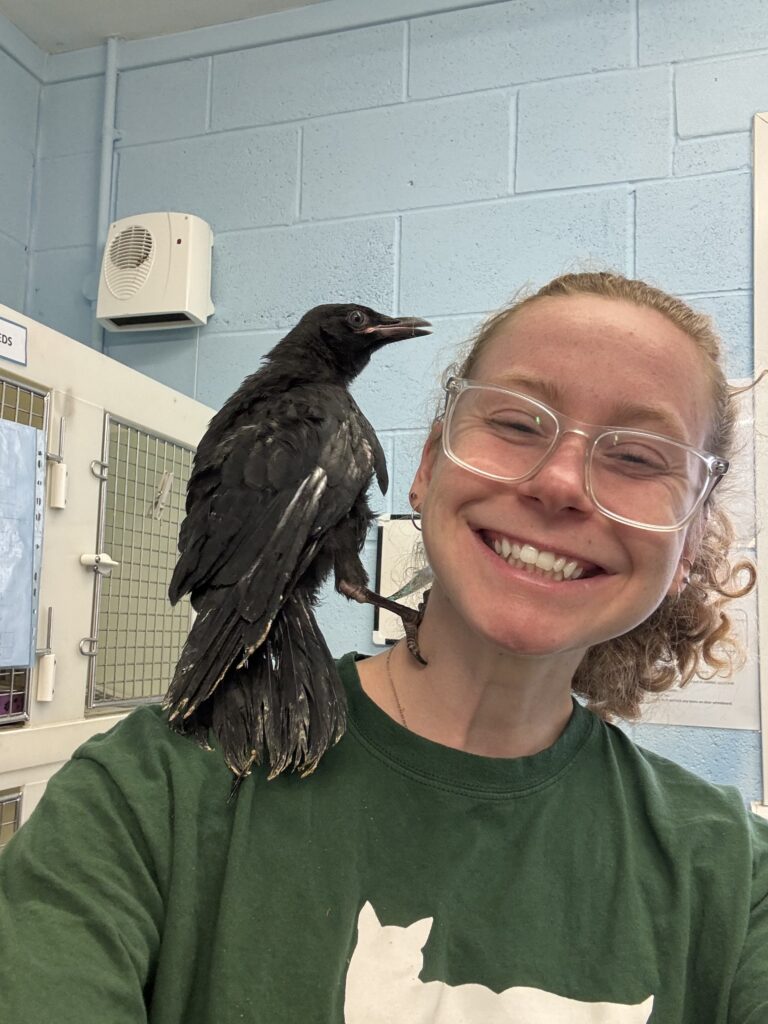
[{"left": 80, "top": 553, "right": 120, "bottom": 576}]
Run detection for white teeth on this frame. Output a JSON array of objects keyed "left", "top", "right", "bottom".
[
  {"left": 487, "top": 534, "right": 598, "bottom": 582},
  {"left": 535, "top": 550, "right": 555, "bottom": 571},
  {"left": 520, "top": 544, "right": 538, "bottom": 565}
]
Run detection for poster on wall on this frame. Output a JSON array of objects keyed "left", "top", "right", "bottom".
[{"left": 640, "top": 381, "right": 759, "bottom": 730}]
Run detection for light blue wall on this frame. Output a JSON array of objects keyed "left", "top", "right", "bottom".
[
  {"left": 1, "top": 0, "right": 766, "bottom": 799},
  {"left": 0, "top": 33, "right": 40, "bottom": 310}
]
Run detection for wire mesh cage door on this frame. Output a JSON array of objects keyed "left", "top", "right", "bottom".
[
  {"left": 0, "top": 376, "right": 48, "bottom": 726},
  {"left": 85, "top": 415, "right": 195, "bottom": 709}
]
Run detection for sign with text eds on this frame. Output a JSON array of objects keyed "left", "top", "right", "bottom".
[{"left": 0, "top": 316, "right": 28, "bottom": 366}]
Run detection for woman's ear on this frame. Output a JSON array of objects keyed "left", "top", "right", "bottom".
[
  {"left": 411, "top": 422, "right": 443, "bottom": 497},
  {"left": 668, "top": 511, "right": 705, "bottom": 598}
]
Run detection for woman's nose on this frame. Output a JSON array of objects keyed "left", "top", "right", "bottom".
[{"left": 513, "top": 432, "right": 595, "bottom": 515}]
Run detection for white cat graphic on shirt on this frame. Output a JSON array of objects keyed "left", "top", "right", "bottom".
[{"left": 345, "top": 902, "right": 654, "bottom": 1023}]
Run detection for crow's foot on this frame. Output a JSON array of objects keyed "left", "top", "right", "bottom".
[
  {"left": 404, "top": 588, "right": 430, "bottom": 666},
  {"left": 339, "top": 581, "right": 430, "bottom": 666}
]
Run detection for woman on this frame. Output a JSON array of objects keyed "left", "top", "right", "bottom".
[{"left": 1, "top": 272, "right": 766, "bottom": 1023}]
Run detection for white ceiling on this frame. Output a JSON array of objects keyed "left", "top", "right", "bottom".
[{"left": 0, "top": 0, "right": 332, "bottom": 53}]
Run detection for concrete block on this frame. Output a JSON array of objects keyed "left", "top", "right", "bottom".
[
  {"left": 409, "top": 0, "right": 632, "bottom": 99},
  {"left": 39, "top": 77, "right": 102, "bottom": 157},
  {"left": 0, "top": 137, "right": 33, "bottom": 245},
  {"left": 212, "top": 217, "right": 395, "bottom": 331},
  {"left": 676, "top": 54, "right": 768, "bottom": 138},
  {"left": 400, "top": 188, "right": 629, "bottom": 316},
  {"left": 0, "top": 233, "right": 27, "bottom": 312},
  {"left": 0, "top": 51, "right": 39, "bottom": 148},
  {"left": 350, "top": 315, "right": 484, "bottom": 432},
  {"left": 105, "top": 329, "right": 198, "bottom": 398},
  {"left": 213, "top": 23, "right": 404, "bottom": 129},
  {"left": 636, "top": 173, "right": 751, "bottom": 293},
  {"left": 682, "top": 292, "right": 752, "bottom": 378},
  {"left": 517, "top": 67, "right": 671, "bottom": 191},
  {"left": 117, "top": 59, "right": 210, "bottom": 145},
  {"left": 27, "top": 246, "right": 96, "bottom": 345},
  {"left": 116, "top": 126, "right": 297, "bottom": 231},
  {"left": 302, "top": 93, "right": 510, "bottom": 219},
  {"left": 674, "top": 134, "right": 751, "bottom": 177},
  {"left": 196, "top": 329, "right": 283, "bottom": 408},
  {"left": 33, "top": 152, "right": 99, "bottom": 250},
  {"left": 640, "top": 0, "right": 768, "bottom": 64},
  {"left": 632, "top": 723, "right": 761, "bottom": 801},
  {"left": 392, "top": 430, "right": 431, "bottom": 510}
]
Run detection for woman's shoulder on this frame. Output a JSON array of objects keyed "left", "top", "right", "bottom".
[
  {"left": 598, "top": 715, "right": 768, "bottom": 851},
  {"left": 73, "top": 703, "right": 207, "bottom": 763},
  {"left": 67, "top": 704, "right": 233, "bottom": 806}
]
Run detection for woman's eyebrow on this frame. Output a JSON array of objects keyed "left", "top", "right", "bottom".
[{"left": 497, "top": 374, "right": 689, "bottom": 440}]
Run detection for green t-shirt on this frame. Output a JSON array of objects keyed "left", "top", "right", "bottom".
[{"left": 1, "top": 652, "right": 767, "bottom": 1022}]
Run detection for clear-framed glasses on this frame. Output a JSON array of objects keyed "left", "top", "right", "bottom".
[{"left": 441, "top": 377, "right": 729, "bottom": 532}]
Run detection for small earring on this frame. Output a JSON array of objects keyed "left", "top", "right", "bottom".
[{"left": 409, "top": 490, "right": 422, "bottom": 531}]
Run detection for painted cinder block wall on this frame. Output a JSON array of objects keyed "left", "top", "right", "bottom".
[
  {"left": 0, "top": 0, "right": 766, "bottom": 798},
  {"left": 0, "top": 33, "right": 39, "bottom": 311}
]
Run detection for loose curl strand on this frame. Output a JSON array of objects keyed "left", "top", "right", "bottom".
[{"left": 441, "top": 271, "right": 766, "bottom": 721}]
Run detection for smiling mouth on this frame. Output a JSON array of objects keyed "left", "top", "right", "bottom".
[{"left": 478, "top": 530, "right": 608, "bottom": 582}]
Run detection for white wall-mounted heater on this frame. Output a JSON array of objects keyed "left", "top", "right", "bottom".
[{"left": 97, "top": 212, "right": 214, "bottom": 332}]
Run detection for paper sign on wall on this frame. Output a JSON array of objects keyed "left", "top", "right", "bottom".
[{"left": 0, "top": 316, "right": 28, "bottom": 366}]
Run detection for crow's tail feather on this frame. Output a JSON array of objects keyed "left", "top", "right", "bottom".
[
  {"left": 164, "top": 468, "right": 329, "bottom": 723},
  {"left": 182, "top": 591, "right": 346, "bottom": 785},
  {"left": 163, "top": 598, "right": 243, "bottom": 723}
]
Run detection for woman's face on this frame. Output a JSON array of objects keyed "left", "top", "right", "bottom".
[{"left": 413, "top": 294, "right": 713, "bottom": 658}]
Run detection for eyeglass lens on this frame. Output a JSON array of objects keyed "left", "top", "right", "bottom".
[{"left": 446, "top": 387, "right": 709, "bottom": 528}]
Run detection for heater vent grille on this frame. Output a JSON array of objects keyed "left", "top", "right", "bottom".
[{"left": 105, "top": 225, "right": 155, "bottom": 298}]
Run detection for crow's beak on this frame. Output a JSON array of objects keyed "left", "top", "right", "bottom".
[{"left": 364, "top": 316, "right": 432, "bottom": 340}]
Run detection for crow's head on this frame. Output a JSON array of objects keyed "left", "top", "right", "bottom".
[{"left": 304, "top": 304, "right": 432, "bottom": 379}]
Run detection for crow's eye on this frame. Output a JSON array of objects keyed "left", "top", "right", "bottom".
[{"left": 347, "top": 309, "right": 367, "bottom": 328}]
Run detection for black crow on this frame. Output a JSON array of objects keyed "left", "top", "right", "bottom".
[{"left": 164, "top": 304, "right": 431, "bottom": 783}]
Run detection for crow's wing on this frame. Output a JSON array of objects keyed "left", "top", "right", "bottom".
[{"left": 169, "top": 387, "right": 376, "bottom": 617}]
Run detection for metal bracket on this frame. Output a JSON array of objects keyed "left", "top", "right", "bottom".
[
  {"left": 79, "top": 637, "right": 98, "bottom": 657},
  {"left": 90, "top": 459, "right": 108, "bottom": 481},
  {"left": 46, "top": 417, "right": 65, "bottom": 464},
  {"left": 35, "top": 606, "right": 53, "bottom": 656}
]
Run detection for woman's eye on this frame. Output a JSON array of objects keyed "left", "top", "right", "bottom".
[
  {"left": 489, "top": 416, "right": 542, "bottom": 435},
  {"left": 609, "top": 448, "right": 667, "bottom": 471}
]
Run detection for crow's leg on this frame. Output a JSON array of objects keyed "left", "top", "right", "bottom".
[
  {"left": 328, "top": 494, "right": 373, "bottom": 596},
  {"left": 331, "top": 498, "right": 430, "bottom": 664}
]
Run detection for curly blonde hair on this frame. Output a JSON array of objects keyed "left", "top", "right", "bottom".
[{"left": 445, "top": 271, "right": 764, "bottom": 721}]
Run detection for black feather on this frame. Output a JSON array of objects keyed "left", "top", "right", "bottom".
[{"left": 163, "top": 303, "right": 430, "bottom": 782}]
